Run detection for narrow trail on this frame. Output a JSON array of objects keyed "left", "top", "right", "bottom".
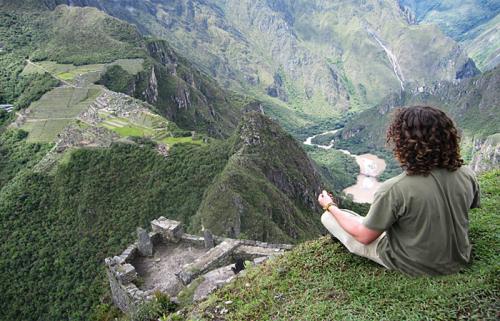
[{"left": 25, "top": 59, "right": 79, "bottom": 88}]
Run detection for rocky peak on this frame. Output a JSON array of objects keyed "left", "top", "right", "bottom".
[{"left": 234, "top": 112, "right": 323, "bottom": 211}]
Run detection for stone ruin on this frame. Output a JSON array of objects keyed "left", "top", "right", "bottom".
[{"left": 105, "top": 217, "right": 293, "bottom": 313}]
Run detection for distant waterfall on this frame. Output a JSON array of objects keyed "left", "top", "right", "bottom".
[{"left": 366, "top": 28, "right": 406, "bottom": 90}]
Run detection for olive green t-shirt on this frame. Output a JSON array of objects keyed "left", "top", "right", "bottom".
[{"left": 363, "top": 166, "right": 480, "bottom": 276}]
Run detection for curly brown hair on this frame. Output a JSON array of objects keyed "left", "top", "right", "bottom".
[{"left": 386, "top": 106, "right": 464, "bottom": 176}]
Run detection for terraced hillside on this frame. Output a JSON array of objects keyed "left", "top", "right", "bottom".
[
  {"left": 0, "top": 4, "right": 257, "bottom": 138},
  {"left": 15, "top": 86, "right": 102, "bottom": 142}
]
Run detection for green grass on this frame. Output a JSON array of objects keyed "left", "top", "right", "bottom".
[
  {"left": 111, "top": 59, "right": 145, "bottom": 75},
  {"left": 162, "top": 136, "right": 204, "bottom": 145},
  {"left": 188, "top": 170, "right": 499, "bottom": 320},
  {"left": 23, "top": 59, "right": 144, "bottom": 83},
  {"left": 98, "top": 111, "right": 204, "bottom": 146},
  {"left": 21, "top": 119, "right": 73, "bottom": 143},
  {"left": 102, "top": 123, "right": 154, "bottom": 138}
]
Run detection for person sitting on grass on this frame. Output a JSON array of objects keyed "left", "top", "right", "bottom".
[{"left": 318, "top": 105, "right": 480, "bottom": 275}]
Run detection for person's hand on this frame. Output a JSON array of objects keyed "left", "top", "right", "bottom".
[{"left": 318, "top": 190, "right": 337, "bottom": 210}]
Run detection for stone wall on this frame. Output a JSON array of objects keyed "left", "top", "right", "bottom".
[{"left": 105, "top": 217, "right": 293, "bottom": 313}]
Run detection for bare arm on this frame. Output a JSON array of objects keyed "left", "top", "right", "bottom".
[
  {"left": 326, "top": 206, "right": 382, "bottom": 245},
  {"left": 318, "top": 190, "right": 382, "bottom": 245}
]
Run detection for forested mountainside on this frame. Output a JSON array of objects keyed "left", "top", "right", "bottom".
[
  {"left": 38, "top": 0, "right": 477, "bottom": 124},
  {"left": 0, "top": 113, "right": 341, "bottom": 321},
  {"left": 398, "top": 0, "right": 500, "bottom": 72},
  {"left": 335, "top": 66, "right": 500, "bottom": 171}
]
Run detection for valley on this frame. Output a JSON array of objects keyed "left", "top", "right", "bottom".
[{"left": 305, "top": 129, "right": 387, "bottom": 203}]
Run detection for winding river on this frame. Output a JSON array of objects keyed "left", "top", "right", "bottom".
[{"left": 304, "top": 130, "right": 386, "bottom": 203}]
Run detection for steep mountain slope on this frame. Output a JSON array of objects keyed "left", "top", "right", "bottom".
[
  {"left": 0, "top": 112, "right": 336, "bottom": 321},
  {"left": 463, "top": 14, "right": 500, "bottom": 71},
  {"left": 335, "top": 66, "right": 500, "bottom": 171},
  {"left": 398, "top": 0, "right": 500, "bottom": 71},
  {"left": 398, "top": 0, "right": 499, "bottom": 40},
  {"left": 44, "top": 0, "right": 476, "bottom": 121},
  {"left": 0, "top": 4, "right": 354, "bottom": 320},
  {"left": 0, "top": 1, "right": 348, "bottom": 320},
  {"left": 193, "top": 112, "right": 324, "bottom": 242}
]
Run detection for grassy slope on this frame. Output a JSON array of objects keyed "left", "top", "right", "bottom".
[
  {"left": 464, "top": 14, "right": 500, "bottom": 71},
  {"left": 188, "top": 170, "right": 499, "bottom": 320},
  {"left": 31, "top": 5, "right": 145, "bottom": 65}
]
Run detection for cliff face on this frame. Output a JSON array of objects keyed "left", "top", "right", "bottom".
[
  {"left": 140, "top": 39, "right": 266, "bottom": 138},
  {"left": 41, "top": 0, "right": 476, "bottom": 119}
]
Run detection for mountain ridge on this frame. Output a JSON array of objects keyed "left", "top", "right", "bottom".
[{"left": 38, "top": 0, "right": 478, "bottom": 124}]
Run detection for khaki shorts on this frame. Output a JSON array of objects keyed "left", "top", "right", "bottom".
[{"left": 321, "top": 209, "right": 388, "bottom": 268}]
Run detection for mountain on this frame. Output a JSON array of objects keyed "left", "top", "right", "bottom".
[
  {"left": 335, "top": 66, "right": 500, "bottom": 172},
  {"left": 398, "top": 0, "right": 500, "bottom": 71},
  {"left": 192, "top": 112, "right": 325, "bottom": 242},
  {"left": 398, "top": 0, "right": 499, "bottom": 40},
  {"left": 42, "top": 0, "right": 477, "bottom": 124},
  {"left": 0, "top": 113, "right": 334, "bottom": 321},
  {"left": 463, "top": 14, "right": 500, "bottom": 71},
  {"left": 1, "top": 2, "right": 497, "bottom": 320}
]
